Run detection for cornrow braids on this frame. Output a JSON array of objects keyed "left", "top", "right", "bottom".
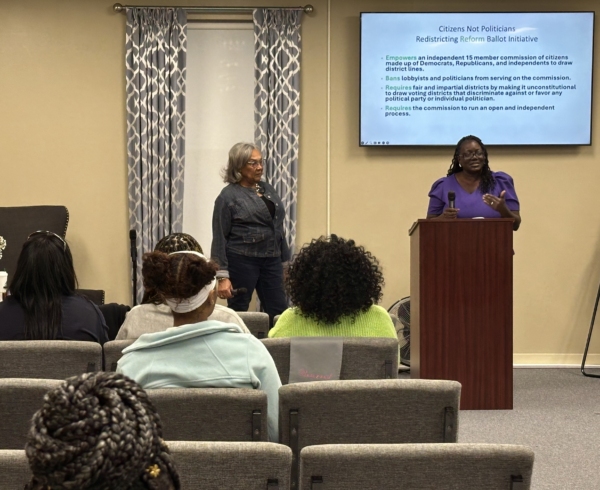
[
  {"left": 154, "top": 233, "right": 204, "bottom": 255},
  {"left": 447, "top": 135, "right": 496, "bottom": 194},
  {"left": 142, "top": 251, "right": 218, "bottom": 304},
  {"left": 25, "top": 372, "right": 180, "bottom": 490},
  {"left": 142, "top": 233, "right": 205, "bottom": 304}
]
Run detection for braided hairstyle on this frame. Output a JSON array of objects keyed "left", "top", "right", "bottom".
[
  {"left": 143, "top": 233, "right": 204, "bottom": 304},
  {"left": 447, "top": 135, "right": 496, "bottom": 194},
  {"left": 286, "top": 235, "right": 384, "bottom": 324},
  {"left": 25, "top": 372, "right": 180, "bottom": 490},
  {"left": 154, "top": 233, "right": 203, "bottom": 255},
  {"left": 142, "top": 251, "right": 218, "bottom": 305}
]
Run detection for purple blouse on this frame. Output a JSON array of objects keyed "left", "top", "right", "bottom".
[{"left": 427, "top": 171, "right": 520, "bottom": 218}]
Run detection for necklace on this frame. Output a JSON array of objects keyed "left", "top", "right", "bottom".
[{"left": 240, "top": 182, "right": 261, "bottom": 194}]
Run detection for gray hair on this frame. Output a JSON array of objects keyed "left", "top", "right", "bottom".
[{"left": 222, "top": 142, "right": 260, "bottom": 184}]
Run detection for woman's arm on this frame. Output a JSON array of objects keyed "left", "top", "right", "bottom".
[
  {"left": 426, "top": 178, "right": 461, "bottom": 220},
  {"left": 483, "top": 190, "right": 521, "bottom": 231},
  {"left": 211, "top": 195, "right": 234, "bottom": 298}
]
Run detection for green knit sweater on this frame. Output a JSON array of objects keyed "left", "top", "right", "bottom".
[{"left": 268, "top": 304, "right": 397, "bottom": 339}]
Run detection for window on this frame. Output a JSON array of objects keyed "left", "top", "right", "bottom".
[{"left": 183, "top": 21, "right": 254, "bottom": 253}]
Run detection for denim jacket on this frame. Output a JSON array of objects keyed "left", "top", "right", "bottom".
[{"left": 211, "top": 181, "right": 290, "bottom": 277}]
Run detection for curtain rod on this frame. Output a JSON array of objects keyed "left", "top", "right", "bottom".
[{"left": 113, "top": 3, "right": 314, "bottom": 13}]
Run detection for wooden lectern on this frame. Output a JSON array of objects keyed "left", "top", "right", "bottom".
[{"left": 409, "top": 219, "right": 513, "bottom": 410}]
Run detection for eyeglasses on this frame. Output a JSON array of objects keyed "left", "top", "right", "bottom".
[
  {"left": 247, "top": 159, "right": 263, "bottom": 168},
  {"left": 27, "top": 230, "right": 67, "bottom": 252},
  {"left": 460, "top": 150, "right": 484, "bottom": 159}
]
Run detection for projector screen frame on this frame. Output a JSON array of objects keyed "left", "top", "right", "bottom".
[{"left": 359, "top": 11, "right": 595, "bottom": 147}]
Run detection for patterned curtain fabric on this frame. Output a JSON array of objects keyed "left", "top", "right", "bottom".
[
  {"left": 253, "top": 9, "right": 302, "bottom": 257},
  {"left": 125, "top": 8, "right": 187, "bottom": 303}
]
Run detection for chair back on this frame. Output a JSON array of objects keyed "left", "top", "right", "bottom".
[
  {"left": 238, "top": 312, "right": 270, "bottom": 338},
  {"left": 169, "top": 441, "right": 291, "bottom": 489},
  {"left": 103, "top": 339, "right": 135, "bottom": 371},
  {"left": 0, "top": 341, "right": 102, "bottom": 379},
  {"left": 0, "top": 205, "right": 69, "bottom": 280},
  {"left": 299, "top": 443, "right": 534, "bottom": 490},
  {"left": 148, "top": 388, "right": 269, "bottom": 441},
  {"left": 0, "top": 450, "right": 31, "bottom": 487},
  {"left": 0, "top": 379, "right": 62, "bottom": 449},
  {"left": 98, "top": 304, "right": 131, "bottom": 341},
  {"left": 280, "top": 379, "right": 460, "bottom": 487},
  {"left": 75, "top": 289, "right": 105, "bottom": 305},
  {"left": 261, "top": 337, "right": 398, "bottom": 384}
]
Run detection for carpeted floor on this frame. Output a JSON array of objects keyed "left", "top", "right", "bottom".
[{"left": 457, "top": 369, "right": 600, "bottom": 490}]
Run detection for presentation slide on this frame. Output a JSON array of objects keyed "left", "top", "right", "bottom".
[{"left": 360, "top": 12, "right": 594, "bottom": 146}]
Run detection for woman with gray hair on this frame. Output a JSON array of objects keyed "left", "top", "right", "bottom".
[{"left": 211, "top": 142, "right": 289, "bottom": 321}]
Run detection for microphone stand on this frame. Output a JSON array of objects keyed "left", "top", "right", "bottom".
[
  {"left": 130, "top": 230, "right": 138, "bottom": 307},
  {"left": 581, "top": 278, "right": 600, "bottom": 378}
]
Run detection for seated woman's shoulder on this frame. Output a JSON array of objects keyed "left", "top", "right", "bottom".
[
  {"left": 369, "top": 304, "right": 391, "bottom": 315},
  {"left": 368, "top": 304, "right": 395, "bottom": 322},
  {"left": 128, "top": 303, "right": 171, "bottom": 318},
  {"left": 363, "top": 304, "right": 397, "bottom": 338},
  {"left": 64, "top": 294, "right": 100, "bottom": 312},
  {"left": 267, "top": 307, "right": 299, "bottom": 338}
]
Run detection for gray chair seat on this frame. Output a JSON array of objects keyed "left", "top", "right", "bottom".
[
  {"left": 0, "top": 340, "right": 102, "bottom": 379},
  {"left": 149, "top": 388, "right": 269, "bottom": 442},
  {"left": 261, "top": 337, "right": 398, "bottom": 384},
  {"left": 103, "top": 339, "right": 135, "bottom": 371},
  {"left": 238, "top": 312, "right": 270, "bottom": 339},
  {"left": 0, "top": 450, "right": 31, "bottom": 487},
  {"left": 0, "top": 379, "right": 62, "bottom": 449},
  {"left": 169, "top": 441, "right": 292, "bottom": 489},
  {"left": 280, "top": 378, "right": 461, "bottom": 487},
  {"left": 299, "top": 443, "right": 534, "bottom": 490}
]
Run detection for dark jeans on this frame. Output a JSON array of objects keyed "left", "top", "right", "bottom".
[{"left": 227, "top": 252, "right": 288, "bottom": 319}]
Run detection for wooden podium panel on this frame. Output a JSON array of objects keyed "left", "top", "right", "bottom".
[{"left": 409, "top": 219, "right": 513, "bottom": 410}]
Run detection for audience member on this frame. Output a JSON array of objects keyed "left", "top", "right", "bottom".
[
  {"left": 0, "top": 231, "right": 107, "bottom": 343},
  {"left": 24, "top": 371, "right": 180, "bottom": 490},
  {"left": 268, "top": 235, "right": 396, "bottom": 339},
  {"left": 116, "top": 232, "right": 249, "bottom": 339},
  {"left": 117, "top": 250, "right": 281, "bottom": 441}
]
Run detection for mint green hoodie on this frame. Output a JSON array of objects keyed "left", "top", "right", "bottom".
[{"left": 117, "top": 320, "right": 281, "bottom": 441}]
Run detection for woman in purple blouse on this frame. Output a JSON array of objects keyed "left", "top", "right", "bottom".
[{"left": 427, "top": 135, "right": 521, "bottom": 231}]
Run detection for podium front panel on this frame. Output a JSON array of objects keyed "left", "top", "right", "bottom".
[{"left": 410, "top": 219, "right": 513, "bottom": 410}]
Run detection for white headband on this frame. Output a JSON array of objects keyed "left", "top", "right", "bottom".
[{"left": 164, "top": 251, "right": 217, "bottom": 313}]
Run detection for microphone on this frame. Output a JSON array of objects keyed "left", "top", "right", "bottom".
[
  {"left": 448, "top": 191, "right": 456, "bottom": 209},
  {"left": 231, "top": 287, "right": 248, "bottom": 297}
]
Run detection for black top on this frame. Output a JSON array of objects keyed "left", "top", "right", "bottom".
[
  {"left": 0, "top": 295, "right": 109, "bottom": 344},
  {"left": 260, "top": 194, "right": 276, "bottom": 218}
]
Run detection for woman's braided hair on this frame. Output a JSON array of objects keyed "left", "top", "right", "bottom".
[
  {"left": 154, "top": 233, "right": 203, "bottom": 255},
  {"left": 143, "top": 233, "right": 204, "bottom": 305},
  {"left": 447, "top": 135, "right": 496, "bottom": 194},
  {"left": 25, "top": 372, "right": 180, "bottom": 490}
]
